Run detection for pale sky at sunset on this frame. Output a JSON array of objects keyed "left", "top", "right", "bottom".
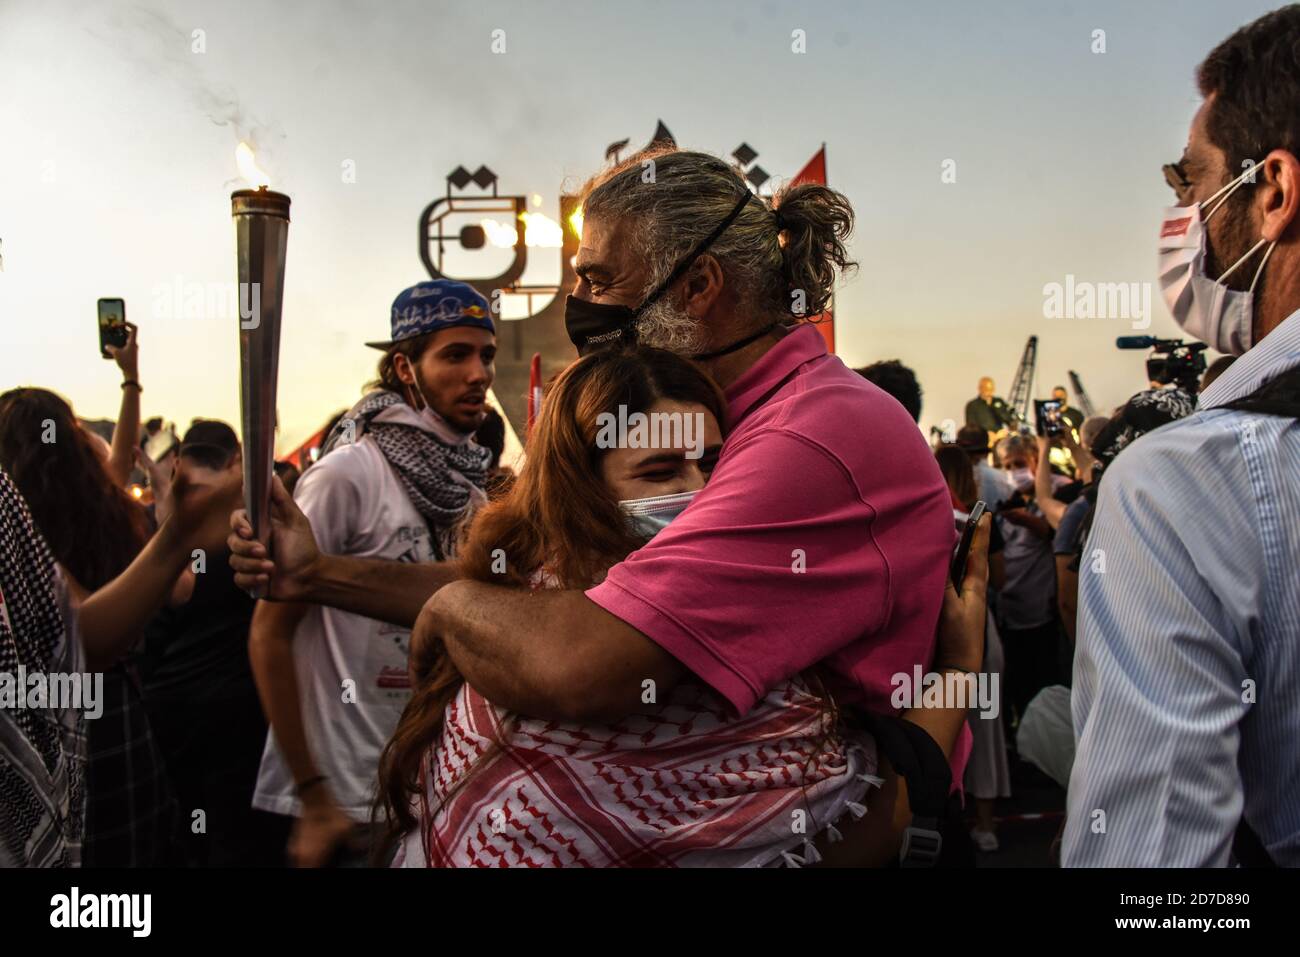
[{"left": 0, "top": 0, "right": 1281, "bottom": 448}]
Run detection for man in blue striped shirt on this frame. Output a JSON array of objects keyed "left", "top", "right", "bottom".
[{"left": 1066, "top": 7, "right": 1300, "bottom": 867}]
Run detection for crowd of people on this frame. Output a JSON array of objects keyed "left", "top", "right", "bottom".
[{"left": 3, "top": 6, "right": 1299, "bottom": 869}]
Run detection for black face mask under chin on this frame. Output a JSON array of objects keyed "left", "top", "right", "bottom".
[{"left": 565, "top": 189, "right": 758, "bottom": 357}]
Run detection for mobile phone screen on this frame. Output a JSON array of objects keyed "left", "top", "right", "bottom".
[
  {"left": 145, "top": 429, "right": 178, "bottom": 464},
  {"left": 950, "top": 501, "right": 987, "bottom": 594},
  {"left": 97, "top": 298, "right": 128, "bottom": 358},
  {"left": 1034, "top": 399, "right": 1063, "bottom": 437}
]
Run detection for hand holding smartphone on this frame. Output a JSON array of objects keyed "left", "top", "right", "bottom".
[{"left": 950, "top": 501, "right": 987, "bottom": 595}]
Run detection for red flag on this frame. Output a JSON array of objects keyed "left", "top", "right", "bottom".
[
  {"left": 527, "top": 352, "right": 542, "bottom": 439},
  {"left": 791, "top": 146, "right": 826, "bottom": 188},
  {"left": 790, "top": 145, "right": 835, "bottom": 354}
]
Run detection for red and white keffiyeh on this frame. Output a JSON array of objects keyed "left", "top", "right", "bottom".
[{"left": 398, "top": 675, "right": 879, "bottom": 868}]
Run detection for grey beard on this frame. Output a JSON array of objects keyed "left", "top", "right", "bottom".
[{"left": 635, "top": 299, "right": 708, "bottom": 355}]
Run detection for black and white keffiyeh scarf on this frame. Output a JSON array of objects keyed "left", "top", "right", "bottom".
[
  {"left": 0, "top": 468, "right": 85, "bottom": 867},
  {"left": 320, "top": 390, "right": 491, "bottom": 559},
  {"left": 1091, "top": 386, "right": 1197, "bottom": 473}
]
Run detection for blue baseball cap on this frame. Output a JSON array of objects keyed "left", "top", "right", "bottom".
[{"left": 365, "top": 280, "right": 495, "bottom": 350}]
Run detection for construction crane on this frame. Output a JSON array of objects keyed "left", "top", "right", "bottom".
[
  {"left": 1068, "top": 370, "right": 1097, "bottom": 418},
  {"left": 1005, "top": 335, "right": 1038, "bottom": 433}
]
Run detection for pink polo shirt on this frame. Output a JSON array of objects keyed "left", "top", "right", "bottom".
[{"left": 587, "top": 323, "right": 969, "bottom": 777}]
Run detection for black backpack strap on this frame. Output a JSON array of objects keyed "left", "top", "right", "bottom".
[
  {"left": 1222, "top": 363, "right": 1297, "bottom": 863},
  {"left": 852, "top": 711, "right": 952, "bottom": 867},
  {"left": 1223, "top": 363, "right": 1300, "bottom": 417},
  {"left": 1232, "top": 817, "right": 1276, "bottom": 868}
]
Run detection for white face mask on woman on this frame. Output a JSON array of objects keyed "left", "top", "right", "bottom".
[
  {"left": 1008, "top": 467, "right": 1034, "bottom": 492},
  {"left": 618, "top": 489, "right": 698, "bottom": 541},
  {"left": 1157, "top": 163, "right": 1276, "bottom": 356}
]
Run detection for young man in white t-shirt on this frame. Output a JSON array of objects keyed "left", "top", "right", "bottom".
[{"left": 249, "top": 280, "right": 496, "bottom": 867}]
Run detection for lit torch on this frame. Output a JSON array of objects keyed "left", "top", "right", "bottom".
[{"left": 232, "top": 143, "right": 289, "bottom": 589}]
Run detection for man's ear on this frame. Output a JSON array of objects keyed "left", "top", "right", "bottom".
[
  {"left": 392, "top": 351, "right": 417, "bottom": 386},
  {"left": 1258, "top": 149, "right": 1300, "bottom": 243},
  {"left": 682, "top": 254, "right": 726, "bottom": 319}
]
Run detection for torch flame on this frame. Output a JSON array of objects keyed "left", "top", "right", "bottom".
[
  {"left": 479, "top": 210, "right": 565, "bottom": 248},
  {"left": 480, "top": 218, "right": 518, "bottom": 247},
  {"left": 568, "top": 205, "right": 584, "bottom": 240},
  {"left": 235, "top": 141, "right": 271, "bottom": 189},
  {"left": 519, "top": 211, "right": 563, "bottom": 247}
]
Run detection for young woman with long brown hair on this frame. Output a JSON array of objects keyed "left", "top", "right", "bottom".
[
  {"left": 0, "top": 386, "right": 175, "bottom": 865},
  {"left": 379, "top": 347, "right": 989, "bottom": 867},
  {"left": 0, "top": 427, "right": 241, "bottom": 867}
]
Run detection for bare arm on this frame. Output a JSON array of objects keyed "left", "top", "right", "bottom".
[
  {"left": 138, "top": 447, "right": 174, "bottom": 525},
  {"left": 424, "top": 578, "right": 977, "bottom": 861},
  {"left": 69, "top": 523, "right": 188, "bottom": 669},
  {"left": 989, "top": 551, "right": 1006, "bottom": 592},
  {"left": 1060, "top": 429, "right": 1096, "bottom": 484},
  {"left": 228, "top": 476, "right": 458, "bottom": 628},
  {"left": 1056, "top": 554, "right": 1079, "bottom": 645},
  {"left": 813, "top": 678, "right": 976, "bottom": 868},
  {"left": 248, "top": 598, "right": 359, "bottom": 866},
  {"left": 75, "top": 458, "right": 241, "bottom": 669},
  {"left": 421, "top": 517, "right": 989, "bottom": 867},
  {"left": 248, "top": 600, "right": 313, "bottom": 782},
  {"left": 305, "top": 553, "right": 458, "bottom": 628},
  {"left": 416, "top": 583, "right": 685, "bottom": 724},
  {"left": 816, "top": 515, "right": 991, "bottom": 867},
  {"left": 1004, "top": 505, "right": 1055, "bottom": 540},
  {"left": 167, "top": 567, "right": 195, "bottom": 608},
  {"left": 1034, "top": 436, "right": 1067, "bottom": 528},
  {"left": 105, "top": 322, "right": 140, "bottom": 487}
]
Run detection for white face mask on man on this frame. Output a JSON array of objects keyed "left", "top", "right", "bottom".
[
  {"left": 399, "top": 361, "right": 476, "bottom": 440},
  {"left": 618, "top": 489, "right": 698, "bottom": 541},
  {"left": 1157, "top": 163, "right": 1276, "bottom": 356}
]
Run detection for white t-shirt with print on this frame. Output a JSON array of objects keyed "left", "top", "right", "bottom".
[{"left": 252, "top": 435, "right": 437, "bottom": 821}]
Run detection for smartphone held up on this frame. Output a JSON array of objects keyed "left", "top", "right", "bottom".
[
  {"left": 950, "top": 500, "right": 987, "bottom": 595},
  {"left": 97, "top": 297, "right": 129, "bottom": 358},
  {"left": 1034, "top": 398, "right": 1064, "bottom": 438}
]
